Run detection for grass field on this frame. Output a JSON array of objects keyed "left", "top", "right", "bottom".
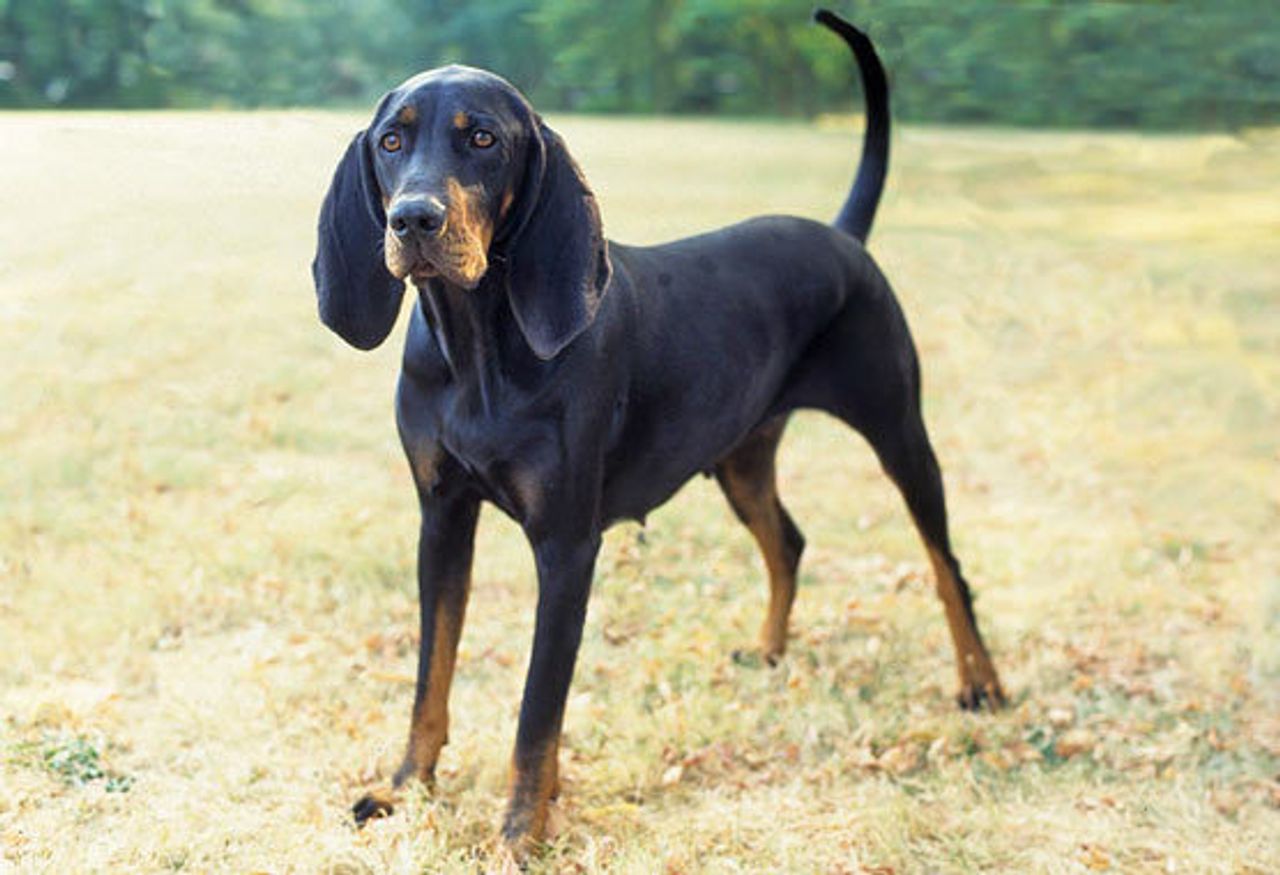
[{"left": 1, "top": 111, "right": 1277, "bottom": 873}]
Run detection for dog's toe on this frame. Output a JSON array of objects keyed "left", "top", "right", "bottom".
[
  {"left": 956, "top": 679, "right": 1007, "bottom": 711},
  {"left": 353, "top": 792, "right": 395, "bottom": 826},
  {"left": 731, "top": 647, "right": 784, "bottom": 668}
]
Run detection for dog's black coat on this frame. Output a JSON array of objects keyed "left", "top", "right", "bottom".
[{"left": 313, "top": 10, "right": 1002, "bottom": 848}]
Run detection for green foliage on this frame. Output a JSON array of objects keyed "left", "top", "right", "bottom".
[
  {"left": 1, "top": 1, "right": 1278, "bottom": 128},
  {"left": 849, "top": 0, "right": 1280, "bottom": 129},
  {"left": 12, "top": 733, "right": 135, "bottom": 792}
]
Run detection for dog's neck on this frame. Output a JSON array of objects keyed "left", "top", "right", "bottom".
[{"left": 415, "top": 266, "right": 538, "bottom": 414}]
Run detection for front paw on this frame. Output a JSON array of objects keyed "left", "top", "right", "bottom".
[
  {"left": 956, "top": 678, "right": 1007, "bottom": 711},
  {"left": 500, "top": 799, "right": 554, "bottom": 865},
  {"left": 731, "top": 647, "right": 784, "bottom": 669},
  {"left": 352, "top": 791, "right": 396, "bottom": 826}
]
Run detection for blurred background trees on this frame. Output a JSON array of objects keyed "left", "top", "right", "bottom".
[{"left": 1, "top": 0, "right": 1277, "bottom": 129}]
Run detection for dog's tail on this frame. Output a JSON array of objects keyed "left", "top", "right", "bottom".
[{"left": 814, "top": 9, "right": 889, "bottom": 243}]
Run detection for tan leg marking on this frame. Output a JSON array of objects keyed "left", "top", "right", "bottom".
[
  {"left": 741, "top": 488, "right": 798, "bottom": 660},
  {"left": 504, "top": 736, "right": 561, "bottom": 858},
  {"left": 399, "top": 588, "right": 469, "bottom": 785},
  {"left": 925, "top": 546, "right": 1005, "bottom": 708},
  {"left": 716, "top": 419, "right": 803, "bottom": 662}
]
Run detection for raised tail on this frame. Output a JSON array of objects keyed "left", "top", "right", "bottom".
[{"left": 814, "top": 9, "right": 890, "bottom": 243}]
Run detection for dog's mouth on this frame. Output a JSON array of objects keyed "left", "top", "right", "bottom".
[
  {"left": 409, "top": 257, "right": 439, "bottom": 284},
  {"left": 385, "top": 235, "right": 488, "bottom": 290}
]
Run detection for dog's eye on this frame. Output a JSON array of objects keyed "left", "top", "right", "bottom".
[
  {"left": 380, "top": 132, "right": 402, "bottom": 153},
  {"left": 469, "top": 129, "right": 496, "bottom": 150}
]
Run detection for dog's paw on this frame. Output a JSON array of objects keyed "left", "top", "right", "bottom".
[
  {"left": 486, "top": 840, "right": 529, "bottom": 874},
  {"left": 731, "top": 647, "right": 783, "bottom": 668},
  {"left": 955, "top": 679, "right": 1007, "bottom": 711},
  {"left": 352, "top": 791, "right": 396, "bottom": 826}
]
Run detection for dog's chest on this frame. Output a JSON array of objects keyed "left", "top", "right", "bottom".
[
  {"left": 401, "top": 379, "right": 557, "bottom": 524},
  {"left": 459, "top": 413, "right": 555, "bottom": 516}
]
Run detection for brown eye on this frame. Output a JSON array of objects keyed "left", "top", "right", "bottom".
[
  {"left": 469, "top": 129, "right": 496, "bottom": 150},
  {"left": 380, "top": 132, "right": 402, "bottom": 153}
]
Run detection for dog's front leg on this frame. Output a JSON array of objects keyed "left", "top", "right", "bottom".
[
  {"left": 353, "top": 487, "right": 480, "bottom": 824},
  {"left": 501, "top": 533, "right": 600, "bottom": 855}
]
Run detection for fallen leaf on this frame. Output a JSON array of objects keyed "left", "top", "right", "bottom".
[
  {"left": 1048, "top": 706, "right": 1075, "bottom": 728},
  {"left": 1080, "top": 844, "right": 1111, "bottom": 870},
  {"left": 878, "top": 743, "right": 923, "bottom": 776},
  {"left": 1210, "top": 789, "right": 1241, "bottom": 817},
  {"left": 979, "top": 749, "right": 1014, "bottom": 771},
  {"left": 1055, "top": 728, "right": 1097, "bottom": 759}
]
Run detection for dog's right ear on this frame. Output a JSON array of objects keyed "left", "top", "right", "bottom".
[{"left": 311, "top": 127, "right": 406, "bottom": 351}]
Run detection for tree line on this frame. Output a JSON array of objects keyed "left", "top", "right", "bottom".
[{"left": 2, "top": 0, "right": 1277, "bottom": 130}]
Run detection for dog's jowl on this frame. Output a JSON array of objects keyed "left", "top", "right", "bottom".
[{"left": 312, "top": 8, "right": 1004, "bottom": 854}]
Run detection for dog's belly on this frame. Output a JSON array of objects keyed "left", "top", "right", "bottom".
[
  {"left": 600, "top": 463, "right": 696, "bottom": 526},
  {"left": 600, "top": 459, "right": 732, "bottom": 527},
  {"left": 598, "top": 373, "right": 790, "bottom": 526}
]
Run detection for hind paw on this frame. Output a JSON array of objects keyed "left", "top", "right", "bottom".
[{"left": 352, "top": 791, "right": 396, "bottom": 826}]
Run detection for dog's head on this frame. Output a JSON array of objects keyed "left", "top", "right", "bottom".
[{"left": 312, "top": 66, "right": 611, "bottom": 359}]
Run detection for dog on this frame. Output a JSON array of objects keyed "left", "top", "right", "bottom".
[{"left": 312, "top": 9, "right": 1004, "bottom": 853}]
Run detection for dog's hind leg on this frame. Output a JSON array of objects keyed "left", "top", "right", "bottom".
[
  {"left": 867, "top": 410, "right": 1005, "bottom": 709},
  {"left": 715, "top": 415, "right": 806, "bottom": 663},
  {"left": 783, "top": 294, "right": 1005, "bottom": 708}
]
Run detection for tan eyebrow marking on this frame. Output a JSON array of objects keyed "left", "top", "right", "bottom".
[
  {"left": 397, "top": 105, "right": 417, "bottom": 125},
  {"left": 452, "top": 111, "right": 470, "bottom": 130}
]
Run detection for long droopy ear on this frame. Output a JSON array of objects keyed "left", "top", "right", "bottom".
[
  {"left": 504, "top": 122, "right": 612, "bottom": 360},
  {"left": 311, "top": 130, "right": 406, "bottom": 351}
]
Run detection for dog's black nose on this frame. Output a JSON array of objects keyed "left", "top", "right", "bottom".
[{"left": 388, "top": 198, "right": 446, "bottom": 239}]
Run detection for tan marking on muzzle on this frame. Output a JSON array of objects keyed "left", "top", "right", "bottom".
[
  {"left": 439, "top": 177, "right": 492, "bottom": 288},
  {"left": 383, "top": 223, "right": 424, "bottom": 281}
]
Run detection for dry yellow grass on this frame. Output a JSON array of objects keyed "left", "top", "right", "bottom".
[{"left": 1, "top": 111, "right": 1277, "bottom": 873}]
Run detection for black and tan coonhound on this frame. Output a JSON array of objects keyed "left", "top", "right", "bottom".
[{"left": 312, "top": 9, "right": 1004, "bottom": 852}]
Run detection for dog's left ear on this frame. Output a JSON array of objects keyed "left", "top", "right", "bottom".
[
  {"left": 312, "top": 127, "right": 406, "bottom": 351},
  {"left": 503, "top": 121, "right": 611, "bottom": 360}
]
